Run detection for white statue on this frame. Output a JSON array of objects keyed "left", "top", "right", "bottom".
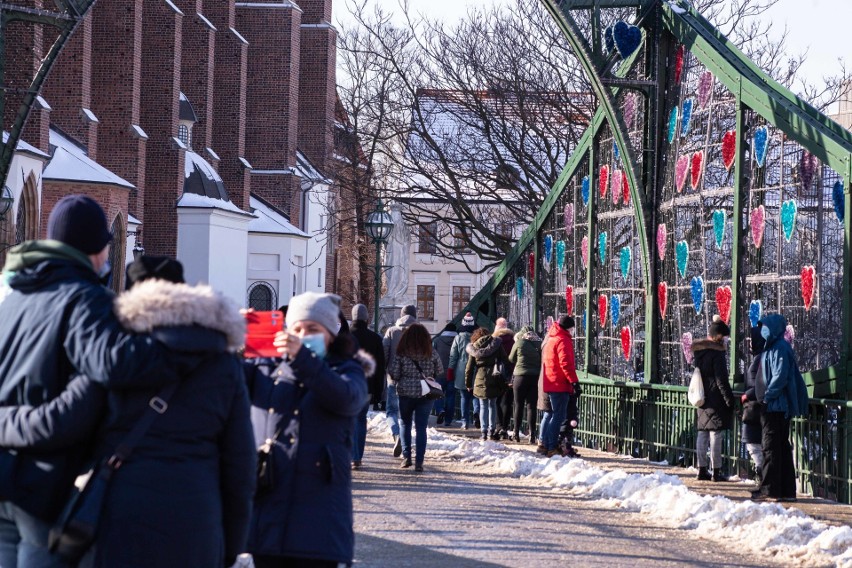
[{"left": 382, "top": 202, "right": 410, "bottom": 304}]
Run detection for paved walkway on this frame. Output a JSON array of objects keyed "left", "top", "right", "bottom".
[{"left": 351, "top": 421, "right": 852, "bottom": 567}]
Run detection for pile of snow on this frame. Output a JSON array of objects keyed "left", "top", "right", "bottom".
[{"left": 367, "top": 413, "right": 852, "bottom": 568}]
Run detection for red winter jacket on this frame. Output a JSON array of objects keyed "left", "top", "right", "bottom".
[{"left": 542, "top": 324, "right": 578, "bottom": 394}]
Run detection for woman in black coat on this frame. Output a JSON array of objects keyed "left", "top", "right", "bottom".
[{"left": 691, "top": 316, "right": 735, "bottom": 482}]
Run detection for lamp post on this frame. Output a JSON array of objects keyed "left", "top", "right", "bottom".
[
  {"left": 0, "top": 186, "right": 15, "bottom": 253},
  {"left": 364, "top": 199, "right": 394, "bottom": 332}
]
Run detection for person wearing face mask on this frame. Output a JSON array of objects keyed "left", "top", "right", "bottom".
[
  {"left": 244, "top": 292, "right": 369, "bottom": 568},
  {"left": 691, "top": 315, "right": 735, "bottom": 482}
]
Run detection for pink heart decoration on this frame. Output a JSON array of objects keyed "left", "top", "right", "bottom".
[
  {"left": 622, "top": 171, "right": 630, "bottom": 204},
  {"left": 697, "top": 71, "right": 714, "bottom": 108},
  {"left": 620, "top": 327, "right": 632, "bottom": 361},
  {"left": 599, "top": 294, "right": 608, "bottom": 327},
  {"left": 599, "top": 165, "right": 610, "bottom": 199},
  {"left": 657, "top": 223, "right": 667, "bottom": 260},
  {"left": 715, "top": 285, "right": 732, "bottom": 324},
  {"left": 658, "top": 282, "right": 668, "bottom": 319},
  {"left": 564, "top": 203, "right": 574, "bottom": 234},
  {"left": 612, "top": 169, "right": 623, "bottom": 205},
  {"left": 581, "top": 236, "right": 589, "bottom": 268},
  {"left": 801, "top": 265, "right": 816, "bottom": 311},
  {"left": 623, "top": 93, "right": 637, "bottom": 128},
  {"left": 690, "top": 151, "right": 704, "bottom": 190},
  {"left": 721, "top": 130, "right": 736, "bottom": 170},
  {"left": 750, "top": 205, "right": 765, "bottom": 249},
  {"left": 784, "top": 324, "right": 795, "bottom": 345},
  {"left": 682, "top": 332, "right": 693, "bottom": 364},
  {"left": 565, "top": 285, "right": 574, "bottom": 314},
  {"left": 674, "top": 155, "right": 689, "bottom": 193}
]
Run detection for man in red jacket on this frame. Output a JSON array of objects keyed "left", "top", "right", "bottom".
[{"left": 540, "top": 316, "right": 578, "bottom": 456}]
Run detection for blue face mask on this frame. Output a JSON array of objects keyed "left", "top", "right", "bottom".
[
  {"left": 760, "top": 326, "right": 770, "bottom": 340},
  {"left": 301, "top": 333, "right": 327, "bottom": 358}
]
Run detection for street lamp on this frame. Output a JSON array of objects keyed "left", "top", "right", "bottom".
[
  {"left": 0, "top": 186, "right": 13, "bottom": 220},
  {"left": 364, "top": 199, "right": 394, "bottom": 332}
]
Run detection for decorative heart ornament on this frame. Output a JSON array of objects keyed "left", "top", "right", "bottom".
[
  {"left": 675, "top": 240, "right": 689, "bottom": 278},
  {"left": 622, "top": 171, "right": 630, "bottom": 204},
  {"left": 674, "top": 154, "right": 689, "bottom": 193},
  {"left": 657, "top": 223, "right": 667, "bottom": 260},
  {"left": 599, "top": 232, "right": 608, "bottom": 264},
  {"left": 613, "top": 21, "right": 642, "bottom": 58},
  {"left": 611, "top": 294, "right": 621, "bottom": 326},
  {"left": 516, "top": 277, "right": 524, "bottom": 300},
  {"left": 712, "top": 209, "right": 726, "bottom": 248},
  {"left": 599, "top": 294, "right": 608, "bottom": 327},
  {"left": 556, "top": 240, "right": 566, "bottom": 272},
  {"left": 528, "top": 252, "right": 535, "bottom": 279},
  {"left": 780, "top": 199, "right": 797, "bottom": 242},
  {"left": 800, "top": 151, "right": 818, "bottom": 192},
  {"left": 690, "top": 151, "right": 704, "bottom": 190},
  {"left": 620, "top": 326, "right": 632, "bottom": 361},
  {"left": 748, "top": 300, "right": 762, "bottom": 328},
  {"left": 784, "top": 324, "right": 795, "bottom": 345},
  {"left": 721, "top": 130, "right": 736, "bottom": 170},
  {"left": 611, "top": 170, "right": 623, "bottom": 205},
  {"left": 543, "top": 235, "right": 553, "bottom": 270},
  {"left": 564, "top": 203, "right": 574, "bottom": 234},
  {"left": 690, "top": 276, "right": 705, "bottom": 314},
  {"left": 682, "top": 332, "right": 694, "bottom": 364},
  {"left": 667, "top": 107, "right": 679, "bottom": 144},
  {"left": 565, "top": 285, "right": 574, "bottom": 313},
  {"left": 753, "top": 126, "right": 768, "bottom": 167},
  {"left": 604, "top": 25, "right": 615, "bottom": 53},
  {"left": 697, "top": 71, "right": 714, "bottom": 108},
  {"left": 658, "top": 282, "right": 668, "bottom": 319},
  {"left": 620, "top": 246, "right": 631, "bottom": 279},
  {"left": 674, "top": 45, "right": 685, "bottom": 84},
  {"left": 623, "top": 92, "right": 637, "bottom": 128},
  {"left": 681, "top": 98, "right": 694, "bottom": 138},
  {"left": 832, "top": 181, "right": 844, "bottom": 222},
  {"left": 599, "top": 165, "right": 610, "bottom": 199},
  {"left": 801, "top": 265, "right": 816, "bottom": 311},
  {"left": 581, "top": 235, "right": 589, "bottom": 268},
  {"left": 750, "top": 205, "right": 765, "bottom": 249},
  {"left": 715, "top": 286, "right": 732, "bottom": 324},
  {"left": 613, "top": 141, "right": 620, "bottom": 162}
]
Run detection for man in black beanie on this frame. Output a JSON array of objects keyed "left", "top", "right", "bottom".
[{"left": 0, "top": 195, "right": 175, "bottom": 565}]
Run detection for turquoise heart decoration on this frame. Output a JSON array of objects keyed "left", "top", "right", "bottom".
[
  {"left": 749, "top": 300, "right": 762, "bottom": 328},
  {"left": 611, "top": 294, "right": 621, "bottom": 327},
  {"left": 516, "top": 277, "right": 524, "bottom": 300},
  {"left": 780, "top": 199, "right": 797, "bottom": 242},
  {"left": 581, "top": 175, "right": 590, "bottom": 206},
  {"left": 832, "top": 181, "right": 844, "bottom": 222},
  {"left": 690, "top": 276, "right": 704, "bottom": 314},
  {"left": 613, "top": 21, "right": 642, "bottom": 58},
  {"left": 754, "top": 126, "right": 768, "bottom": 167},
  {"left": 712, "top": 209, "right": 725, "bottom": 248},
  {"left": 556, "top": 240, "right": 566, "bottom": 272},
  {"left": 667, "top": 107, "right": 678, "bottom": 144},
  {"left": 675, "top": 240, "right": 689, "bottom": 279},
  {"left": 620, "top": 247, "right": 631, "bottom": 280},
  {"left": 599, "top": 232, "right": 607, "bottom": 264},
  {"left": 681, "top": 98, "right": 694, "bottom": 137}
]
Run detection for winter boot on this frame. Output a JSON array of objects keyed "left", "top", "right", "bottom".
[
  {"left": 480, "top": 431, "right": 488, "bottom": 441},
  {"left": 436, "top": 411, "right": 445, "bottom": 425},
  {"left": 535, "top": 444, "right": 547, "bottom": 455},
  {"left": 696, "top": 466, "right": 712, "bottom": 481},
  {"left": 392, "top": 436, "right": 402, "bottom": 457},
  {"left": 712, "top": 468, "right": 728, "bottom": 482},
  {"left": 473, "top": 414, "right": 481, "bottom": 429}
]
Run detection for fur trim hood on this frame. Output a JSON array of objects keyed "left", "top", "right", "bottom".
[
  {"left": 691, "top": 338, "right": 726, "bottom": 353},
  {"left": 493, "top": 328, "right": 514, "bottom": 338},
  {"left": 354, "top": 349, "right": 377, "bottom": 378},
  {"left": 466, "top": 335, "right": 502, "bottom": 359},
  {"left": 514, "top": 326, "right": 541, "bottom": 342},
  {"left": 115, "top": 279, "right": 245, "bottom": 350}
]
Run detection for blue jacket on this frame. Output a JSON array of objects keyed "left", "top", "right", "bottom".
[
  {"left": 244, "top": 341, "right": 368, "bottom": 564},
  {"left": 760, "top": 314, "right": 809, "bottom": 418}
]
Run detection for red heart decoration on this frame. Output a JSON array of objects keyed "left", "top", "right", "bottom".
[
  {"left": 622, "top": 171, "right": 630, "bottom": 204},
  {"left": 658, "top": 282, "right": 668, "bottom": 319},
  {"left": 599, "top": 165, "right": 609, "bottom": 199},
  {"left": 528, "top": 252, "right": 535, "bottom": 279},
  {"left": 715, "top": 285, "right": 732, "bottom": 324},
  {"left": 565, "top": 285, "right": 574, "bottom": 314},
  {"left": 598, "top": 294, "right": 608, "bottom": 327},
  {"left": 620, "top": 326, "right": 632, "bottom": 361},
  {"left": 690, "top": 151, "right": 704, "bottom": 190},
  {"left": 721, "top": 130, "right": 736, "bottom": 170},
  {"left": 674, "top": 45, "right": 685, "bottom": 84},
  {"left": 801, "top": 265, "right": 816, "bottom": 311}
]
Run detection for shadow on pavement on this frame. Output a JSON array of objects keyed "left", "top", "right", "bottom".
[{"left": 354, "top": 533, "right": 504, "bottom": 567}]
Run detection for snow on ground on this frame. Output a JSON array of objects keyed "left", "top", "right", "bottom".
[{"left": 368, "top": 413, "right": 852, "bottom": 568}]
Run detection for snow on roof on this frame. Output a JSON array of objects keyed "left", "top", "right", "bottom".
[
  {"left": 295, "top": 150, "right": 330, "bottom": 183},
  {"left": 177, "top": 191, "right": 250, "bottom": 215},
  {"left": 2, "top": 131, "right": 49, "bottom": 159},
  {"left": 127, "top": 214, "right": 141, "bottom": 226},
  {"left": 43, "top": 128, "right": 134, "bottom": 188},
  {"left": 248, "top": 195, "right": 308, "bottom": 237}
]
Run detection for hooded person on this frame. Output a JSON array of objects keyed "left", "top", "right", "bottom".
[
  {"left": 382, "top": 305, "right": 418, "bottom": 456},
  {"left": 492, "top": 318, "right": 515, "bottom": 439},
  {"left": 465, "top": 327, "right": 510, "bottom": 441},
  {"left": 432, "top": 323, "right": 459, "bottom": 426},
  {"left": 448, "top": 312, "right": 479, "bottom": 429},
  {"left": 350, "top": 304, "right": 385, "bottom": 468}
]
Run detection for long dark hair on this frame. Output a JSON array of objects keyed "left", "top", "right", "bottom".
[{"left": 396, "top": 323, "right": 432, "bottom": 360}]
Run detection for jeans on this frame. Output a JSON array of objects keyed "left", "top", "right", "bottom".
[
  {"left": 352, "top": 402, "right": 370, "bottom": 463},
  {"left": 459, "top": 388, "right": 479, "bottom": 427},
  {"left": 479, "top": 397, "right": 498, "bottom": 434},
  {"left": 442, "top": 382, "right": 456, "bottom": 424},
  {"left": 760, "top": 411, "right": 796, "bottom": 498},
  {"left": 512, "top": 375, "right": 539, "bottom": 439},
  {"left": 0, "top": 502, "right": 71, "bottom": 568},
  {"left": 385, "top": 381, "right": 401, "bottom": 438},
  {"left": 696, "top": 430, "right": 724, "bottom": 469},
  {"left": 399, "top": 396, "right": 433, "bottom": 464},
  {"left": 542, "top": 392, "right": 569, "bottom": 450}
]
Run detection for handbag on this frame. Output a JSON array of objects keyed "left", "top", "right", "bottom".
[
  {"left": 687, "top": 366, "right": 705, "bottom": 407},
  {"left": 256, "top": 427, "right": 282, "bottom": 496},
  {"left": 48, "top": 382, "right": 179, "bottom": 562},
  {"left": 413, "top": 360, "right": 444, "bottom": 400}
]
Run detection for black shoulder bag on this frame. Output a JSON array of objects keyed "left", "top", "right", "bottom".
[{"left": 48, "top": 382, "right": 179, "bottom": 562}]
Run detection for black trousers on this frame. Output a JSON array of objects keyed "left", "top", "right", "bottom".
[
  {"left": 759, "top": 411, "right": 797, "bottom": 498},
  {"left": 512, "top": 374, "right": 539, "bottom": 437},
  {"left": 496, "top": 385, "right": 514, "bottom": 432},
  {"left": 253, "top": 556, "right": 341, "bottom": 568},
  {"left": 558, "top": 394, "right": 580, "bottom": 445}
]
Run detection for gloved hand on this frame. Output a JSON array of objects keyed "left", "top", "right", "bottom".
[{"left": 447, "top": 368, "right": 455, "bottom": 382}]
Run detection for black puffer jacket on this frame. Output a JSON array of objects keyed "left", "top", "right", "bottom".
[
  {"left": 351, "top": 320, "right": 386, "bottom": 403},
  {"left": 691, "top": 339, "right": 735, "bottom": 431},
  {"left": 742, "top": 326, "right": 766, "bottom": 444}
]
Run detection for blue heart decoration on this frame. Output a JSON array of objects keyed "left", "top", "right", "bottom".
[
  {"left": 620, "top": 247, "right": 631, "bottom": 279},
  {"left": 613, "top": 21, "right": 642, "bottom": 58},
  {"left": 599, "top": 232, "right": 607, "bottom": 264},
  {"left": 680, "top": 98, "right": 694, "bottom": 137},
  {"left": 690, "top": 276, "right": 704, "bottom": 315},
  {"left": 613, "top": 141, "right": 620, "bottom": 162},
  {"left": 675, "top": 240, "right": 689, "bottom": 279},
  {"left": 832, "top": 180, "right": 844, "bottom": 222},
  {"left": 581, "top": 175, "right": 590, "bottom": 206},
  {"left": 582, "top": 312, "right": 586, "bottom": 332},
  {"left": 667, "top": 107, "right": 678, "bottom": 144},
  {"left": 712, "top": 209, "right": 725, "bottom": 248},
  {"left": 604, "top": 26, "right": 614, "bottom": 53},
  {"left": 611, "top": 294, "right": 621, "bottom": 327},
  {"left": 544, "top": 234, "right": 553, "bottom": 263},
  {"left": 516, "top": 277, "right": 524, "bottom": 300},
  {"left": 749, "top": 300, "right": 762, "bottom": 328},
  {"left": 556, "top": 240, "right": 566, "bottom": 272},
  {"left": 780, "top": 199, "right": 797, "bottom": 242},
  {"left": 753, "top": 126, "right": 768, "bottom": 167}
]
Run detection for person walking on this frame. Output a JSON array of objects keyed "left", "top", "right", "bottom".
[
  {"left": 465, "top": 327, "right": 509, "bottom": 441},
  {"left": 493, "top": 318, "right": 515, "bottom": 439},
  {"left": 508, "top": 326, "right": 542, "bottom": 444},
  {"left": 741, "top": 325, "right": 766, "bottom": 485},
  {"left": 350, "top": 304, "right": 385, "bottom": 469},
  {"left": 432, "top": 323, "right": 458, "bottom": 426},
  {"left": 387, "top": 324, "right": 443, "bottom": 472},
  {"left": 751, "top": 313, "right": 809, "bottom": 502},
  {"left": 449, "top": 313, "right": 478, "bottom": 430},
  {"left": 540, "top": 316, "right": 578, "bottom": 457},
  {"left": 247, "top": 292, "right": 369, "bottom": 567},
  {"left": 383, "top": 305, "right": 418, "bottom": 456},
  {"left": 692, "top": 315, "right": 735, "bottom": 482}
]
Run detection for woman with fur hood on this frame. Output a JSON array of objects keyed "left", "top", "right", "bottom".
[
  {"left": 508, "top": 326, "right": 541, "bottom": 443},
  {"left": 465, "top": 328, "right": 510, "bottom": 441}
]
